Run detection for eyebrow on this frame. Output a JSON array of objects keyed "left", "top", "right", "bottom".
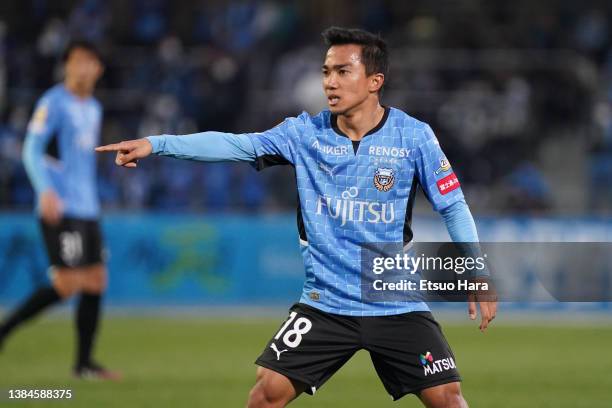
[{"left": 321, "top": 64, "right": 351, "bottom": 70}]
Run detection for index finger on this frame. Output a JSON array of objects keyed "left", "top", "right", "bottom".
[{"left": 95, "top": 143, "right": 126, "bottom": 152}]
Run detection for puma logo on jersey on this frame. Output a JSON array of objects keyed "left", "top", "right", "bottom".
[
  {"left": 318, "top": 162, "right": 338, "bottom": 177},
  {"left": 270, "top": 343, "right": 288, "bottom": 360}
]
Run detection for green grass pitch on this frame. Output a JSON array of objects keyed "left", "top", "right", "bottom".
[{"left": 1, "top": 315, "right": 611, "bottom": 407}]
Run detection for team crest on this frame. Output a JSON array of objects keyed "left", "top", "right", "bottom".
[{"left": 373, "top": 168, "right": 395, "bottom": 192}]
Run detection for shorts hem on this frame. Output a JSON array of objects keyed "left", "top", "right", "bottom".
[
  {"left": 254, "top": 359, "right": 317, "bottom": 395},
  {"left": 391, "top": 376, "right": 462, "bottom": 401},
  {"left": 49, "top": 261, "right": 104, "bottom": 268}
]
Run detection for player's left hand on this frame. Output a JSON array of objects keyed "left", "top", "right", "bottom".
[{"left": 467, "top": 278, "right": 498, "bottom": 332}]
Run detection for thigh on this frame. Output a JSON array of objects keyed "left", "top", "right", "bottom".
[
  {"left": 255, "top": 303, "right": 361, "bottom": 395},
  {"left": 40, "top": 217, "right": 104, "bottom": 268},
  {"left": 248, "top": 366, "right": 307, "bottom": 407},
  {"left": 364, "top": 312, "right": 462, "bottom": 401},
  {"left": 418, "top": 381, "right": 466, "bottom": 408}
]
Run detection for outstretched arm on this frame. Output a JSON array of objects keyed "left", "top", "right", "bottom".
[
  {"left": 147, "top": 132, "right": 256, "bottom": 162},
  {"left": 96, "top": 131, "right": 257, "bottom": 168},
  {"left": 98, "top": 115, "right": 301, "bottom": 168}
]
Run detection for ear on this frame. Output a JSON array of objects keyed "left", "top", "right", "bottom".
[
  {"left": 369, "top": 73, "right": 385, "bottom": 93},
  {"left": 95, "top": 63, "right": 106, "bottom": 80}
]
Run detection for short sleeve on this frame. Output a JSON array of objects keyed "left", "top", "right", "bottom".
[
  {"left": 415, "top": 125, "right": 465, "bottom": 212},
  {"left": 246, "top": 116, "right": 301, "bottom": 170}
]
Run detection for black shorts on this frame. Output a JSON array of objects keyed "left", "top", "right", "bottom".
[
  {"left": 256, "top": 303, "right": 461, "bottom": 401},
  {"left": 40, "top": 217, "right": 105, "bottom": 268}
]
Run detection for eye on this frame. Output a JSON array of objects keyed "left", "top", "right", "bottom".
[{"left": 339, "top": 69, "right": 348, "bottom": 75}]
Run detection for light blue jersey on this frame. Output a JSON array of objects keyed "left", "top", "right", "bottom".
[
  {"left": 22, "top": 84, "right": 102, "bottom": 219},
  {"left": 148, "top": 107, "right": 477, "bottom": 316}
]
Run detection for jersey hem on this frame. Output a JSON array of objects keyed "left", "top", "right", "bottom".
[{"left": 297, "top": 298, "right": 430, "bottom": 317}]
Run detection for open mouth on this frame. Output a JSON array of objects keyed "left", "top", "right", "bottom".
[{"left": 327, "top": 95, "right": 340, "bottom": 106}]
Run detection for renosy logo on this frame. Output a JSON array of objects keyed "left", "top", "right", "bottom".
[{"left": 419, "top": 351, "right": 457, "bottom": 376}]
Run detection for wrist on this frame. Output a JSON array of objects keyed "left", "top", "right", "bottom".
[{"left": 145, "top": 135, "right": 165, "bottom": 154}]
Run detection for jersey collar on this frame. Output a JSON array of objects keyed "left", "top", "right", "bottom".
[{"left": 330, "top": 106, "right": 390, "bottom": 139}]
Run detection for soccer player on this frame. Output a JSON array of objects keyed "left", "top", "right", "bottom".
[
  {"left": 0, "top": 41, "right": 120, "bottom": 380},
  {"left": 97, "top": 27, "right": 497, "bottom": 407}
]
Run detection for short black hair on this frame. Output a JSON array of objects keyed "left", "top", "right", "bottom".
[
  {"left": 321, "top": 26, "right": 388, "bottom": 79},
  {"left": 62, "top": 40, "right": 103, "bottom": 64}
]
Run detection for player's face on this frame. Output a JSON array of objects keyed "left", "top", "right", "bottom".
[
  {"left": 322, "top": 44, "right": 376, "bottom": 114},
  {"left": 65, "top": 48, "right": 103, "bottom": 91}
]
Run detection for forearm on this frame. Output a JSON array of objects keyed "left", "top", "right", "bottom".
[
  {"left": 440, "top": 199, "right": 479, "bottom": 242},
  {"left": 146, "top": 131, "right": 257, "bottom": 162},
  {"left": 22, "top": 132, "right": 52, "bottom": 194},
  {"left": 440, "top": 200, "right": 491, "bottom": 277}
]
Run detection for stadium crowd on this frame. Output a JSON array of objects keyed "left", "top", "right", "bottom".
[{"left": 0, "top": 0, "right": 610, "bottom": 214}]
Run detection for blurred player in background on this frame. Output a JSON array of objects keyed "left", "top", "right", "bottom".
[
  {"left": 0, "top": 41, "right": 120, "bottom": 380},
  {"left": 97, "top": 27, "right": 496, "bottom": 407}
]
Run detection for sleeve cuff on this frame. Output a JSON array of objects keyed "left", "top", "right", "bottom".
[{"left": 145, "top": 135, "right": 165, "bottom": 154}]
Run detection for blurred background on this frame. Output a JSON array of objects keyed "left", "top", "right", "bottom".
[
  {"left": 0, "top": 0, "right": 611, "bottom": 214},
  {"left": 1, "top": 0, "right": 611, "bottom": 304},
  {"left": 0, "top": 1, "right": 611, "bottom": 407}
]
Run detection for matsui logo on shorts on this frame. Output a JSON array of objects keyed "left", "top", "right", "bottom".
[
  {"left": 419, "top": 351, "right": 456, "bottom": 376},
  {"left": 436, "top": 173, "right": 460, "bottom": 195},
  {"left": 373, "top": 168, "right": 395, "bottom": 192}
]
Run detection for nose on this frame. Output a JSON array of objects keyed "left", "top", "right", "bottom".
[{"left": 324, "top": 72, "right": 338, "bottom": 90}]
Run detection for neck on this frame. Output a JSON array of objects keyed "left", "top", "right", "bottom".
[
  {"left": 64, "top": 80, "right": 93, "bottom": 99},
  {"left": 336, "top": 98, "right": 385, "bottom": 141}
]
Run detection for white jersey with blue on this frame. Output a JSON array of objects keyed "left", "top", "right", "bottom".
[
  {"left": 22, "top": 84, "right": 102, "bottom": 219},
  {"left": 147, "top": 107, "right": 472, "bottom": 316}
]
